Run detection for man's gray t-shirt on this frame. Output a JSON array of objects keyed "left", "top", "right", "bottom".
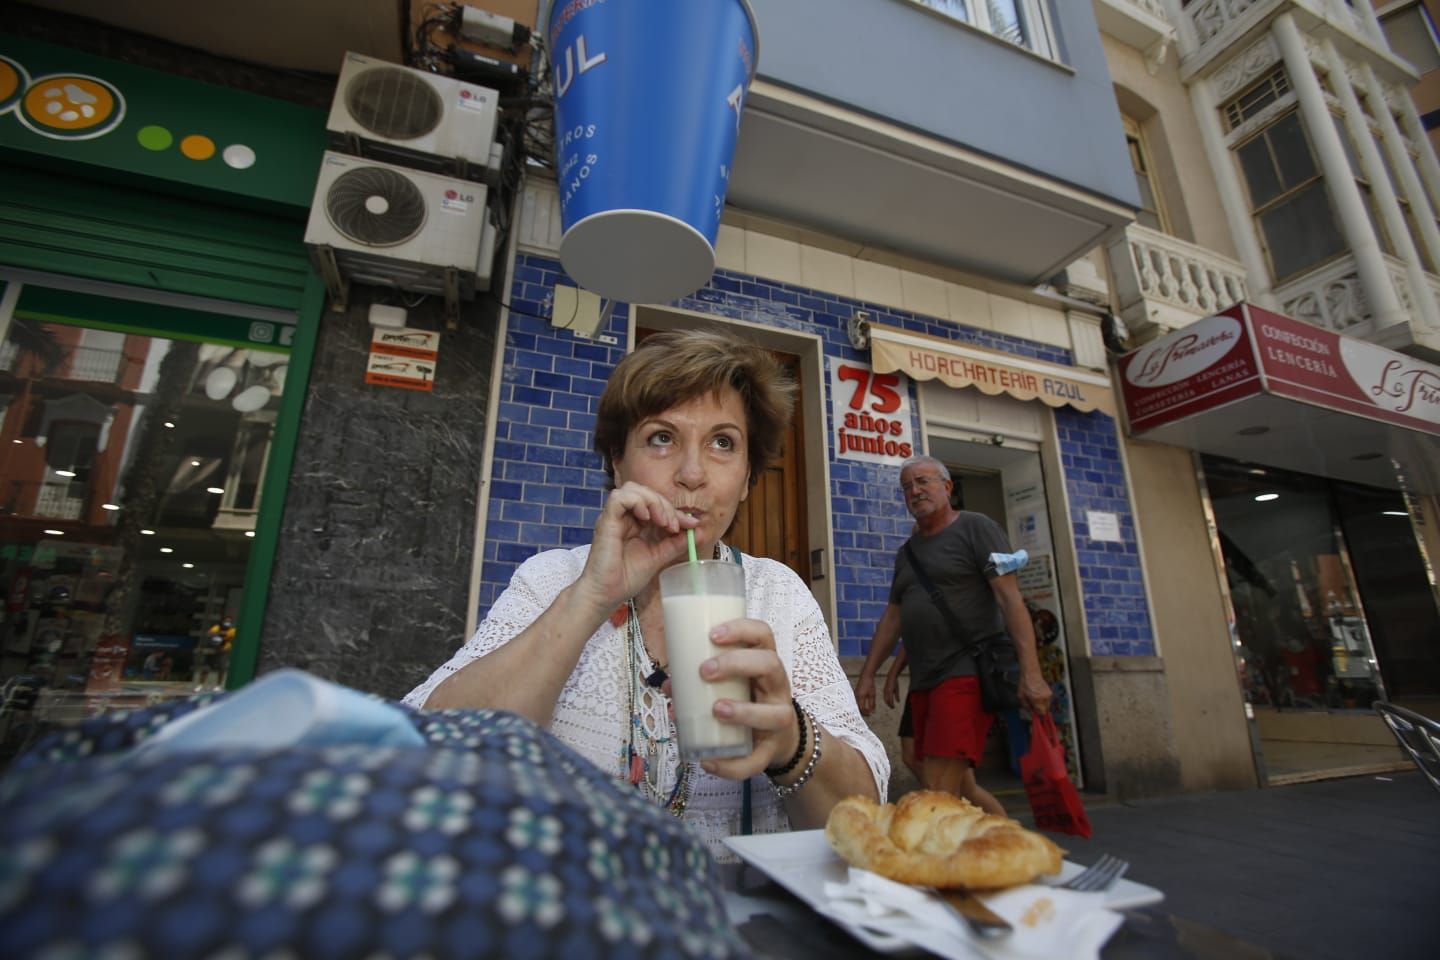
[{"left": 889, "top": 511, "right": 1011, "bottom": 692}]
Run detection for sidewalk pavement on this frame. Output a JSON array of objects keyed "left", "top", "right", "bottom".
[{"left": 1039, "top": 771, "right": 1438, "bottom": 960}]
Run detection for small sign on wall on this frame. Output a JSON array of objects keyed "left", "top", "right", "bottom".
[
  {"left": 1086, "top": 510, "right": 1122, "bottom": 542},
  {"left": 365, "top": 353, "right": 436, "bottom": 391},
  {"left": 366, "top": 326, "right": 439, "bottom": 392},
  {"left": 828, "top": 357, "right": 915, "bottom": 464}
]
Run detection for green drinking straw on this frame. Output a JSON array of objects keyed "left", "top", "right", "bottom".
[{"left": 685, "top": 528, "right": 704, "bottom": 594}]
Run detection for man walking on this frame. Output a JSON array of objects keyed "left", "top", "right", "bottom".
[{"left": 856, "top": 455, "right": 1050, "bottom": 814}]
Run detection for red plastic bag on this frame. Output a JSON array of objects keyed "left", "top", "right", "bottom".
[{"left": 1020, "top": 713, "right": 1092, "bottom": 838}]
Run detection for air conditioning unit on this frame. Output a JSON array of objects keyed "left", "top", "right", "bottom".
[
  {"left": 305, "top": 152, "right": 494, "bottom": 301},
  {"left": 328, "top": 52, "right": 502, "bottom": 184}
]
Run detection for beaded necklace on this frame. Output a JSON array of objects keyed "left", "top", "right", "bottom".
[
  {"left": 617, "top": 542, "right": 731, "bottom": 817},
  {"left": 623, "top": 598, "right": 692, "bottom": 817}
]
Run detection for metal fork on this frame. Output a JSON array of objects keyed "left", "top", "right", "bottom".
[{"left": 1058, "top": 854, "right": 1129, "bottom": 892}]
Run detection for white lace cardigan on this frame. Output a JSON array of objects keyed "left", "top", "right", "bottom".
[{"left": 403, "top": 545, "right": 889, "bottom": 860}]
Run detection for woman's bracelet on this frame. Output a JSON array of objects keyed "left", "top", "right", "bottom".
[
  {"left": 771, "top": 716, "right": 822, "bottom": 801},
  {"left": 765, "top": 698, "right": 807, "bottom": 777}
]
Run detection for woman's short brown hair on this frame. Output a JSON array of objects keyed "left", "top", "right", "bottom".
[{"left": 594, "top": 329, "right": 796, "bottom": 487}]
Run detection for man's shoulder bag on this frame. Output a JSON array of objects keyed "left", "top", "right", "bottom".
[{"left": 902, "top": 540, "right": 1021, "bottom": 714}]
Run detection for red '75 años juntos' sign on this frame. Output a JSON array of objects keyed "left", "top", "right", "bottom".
[{"left": 829, "top": 358, "right": 915, "bottom": 464}]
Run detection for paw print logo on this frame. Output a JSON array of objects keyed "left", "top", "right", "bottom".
[
  {"left": 19, "top": 73, "right": 125, "bottom": 140},
  {"left": 0, "top": 56, "right": 28, "bottom": 116}
]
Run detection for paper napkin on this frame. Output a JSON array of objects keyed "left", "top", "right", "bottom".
[{"left": 822, "top": 867, "right": 1122, "bottom": 960}]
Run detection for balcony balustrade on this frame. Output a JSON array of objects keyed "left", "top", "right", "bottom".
[
  {"left": 1107, "top": 223, "right": 1249, "bottom": 340},
  {"left": 32, "top": 482, "right": 84, "bottom": 520},
  {"left": 1178, "top": 1, "right": 1391, "bottom": 75},
  {"left": 1274, "top": 254, "right": 1371, "bottom": 333},
  {"left": 0, "top": 344, "right": 124, "bottom": 383}
]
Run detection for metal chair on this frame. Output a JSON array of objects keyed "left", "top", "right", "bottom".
[{"left": 1374, "top": 701, "right": 1440, "bottom": 796}]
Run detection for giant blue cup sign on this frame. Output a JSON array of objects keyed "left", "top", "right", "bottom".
[{"left": 546, "top": 0, "right": 759, "bottom": 304}]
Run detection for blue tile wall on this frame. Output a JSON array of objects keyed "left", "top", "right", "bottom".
[
  {"left": 1054, "top": 407, "right": 1155, "bottom": 657},
  {"left": 481, "top": 253, "right": 1154, "bottom": 658}
]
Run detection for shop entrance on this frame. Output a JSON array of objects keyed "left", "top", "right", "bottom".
[
  {"left": 1202, "top": 455, "right": 1436, "bottom": 783},
  {"left": 927, "top": 431, "right": 1083, "bottom": 797}
]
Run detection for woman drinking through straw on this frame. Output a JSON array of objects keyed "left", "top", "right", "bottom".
[{"left": 404, "top": 329, "right": 885, "bottom": 857}]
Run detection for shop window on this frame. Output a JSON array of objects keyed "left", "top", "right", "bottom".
[
  {"left": 1232, "top": 110, "right": 1347, "bottom": 282},
  {"left": 1204, "top": 458, "right": 1385, "bottom": 710},
  {"left": 0, "top": 306, "right": 289, "bottom": 767}
]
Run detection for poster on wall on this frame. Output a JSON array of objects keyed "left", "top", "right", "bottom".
[
  {"left": 1016, "top": 551, "right": 1083, "bottom": 785},
  {"left": 1004, "top": 476, "right": 1052, "bottom": 554},
  {"left": 827, "top": 356, "right": 915, "bottom": 465}
]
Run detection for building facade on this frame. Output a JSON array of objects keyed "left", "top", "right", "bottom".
[
  {"left": 0, "top": 6, "right": 501, "bottom": 762},
  {"left": 475, "top": 0, "right": 1185, "bottom": 800},
  {"left": 5, "top": 0, "right": 1434, "bottom": 804},
  {"left": 1093, "top": 0, "right": 1440, "bottom": 789}
]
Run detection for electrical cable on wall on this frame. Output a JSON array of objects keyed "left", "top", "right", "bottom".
[
  {"left": 486, "top": 291, "right": 557, "bottom": 325},
  {"left": 391, "top": 3, "right": 567, "bottom": 314}
]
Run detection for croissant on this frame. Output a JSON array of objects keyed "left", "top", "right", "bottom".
[{"left": 824, "top": 791, "right": 1064, "bottom": 889}]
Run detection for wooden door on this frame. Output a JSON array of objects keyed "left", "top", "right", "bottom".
[
  {"left": 636, "top": 330, "right": 810, "bottom": 581},
  {"left": 729, "top": 352, "right": 810, "bottom": 581}
]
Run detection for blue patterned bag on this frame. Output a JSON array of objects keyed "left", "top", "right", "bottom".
[{"left": 0, "top": 693, "right": 747, "bottom": 959}]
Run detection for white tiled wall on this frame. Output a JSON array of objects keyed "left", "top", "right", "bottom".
[
  {"left": 799, "top": 245, "right": 855, "bottom": 298},
  {"left": 852, "top": 259, "right": 904, "bottom": 306}
]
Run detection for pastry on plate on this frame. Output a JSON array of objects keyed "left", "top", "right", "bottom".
[{"left": 824, "top": 790, "right": 1064, "bottom": 889}]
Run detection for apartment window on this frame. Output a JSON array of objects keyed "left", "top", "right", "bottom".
[
  {"left": 1379, "top": 1, "right": 1440, "bottom": 74},
  {"left": 1386, "top": 145, "right": 1440, "bottom": 272},
  {"left": 1123, "top": 115, "right": 1170, "bottom": 232},
  {"left": 913, "top": 0, "right": 1054, "bottom": 57},
  {"left": 1233, "top": 110, "right": 1347, "bottom": 281},
  {"left": 1331, "top": 113, "right": 1395, "bottom": 257},
  {"left": 1224, "top": 68, "right": 1292, "bottom": 131}
]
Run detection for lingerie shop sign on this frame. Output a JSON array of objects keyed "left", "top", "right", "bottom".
[
  {"left": 1119, "top": 302, "right": 1440, "bottom": 436},
  {"left": 828, "top": 357, "right": 916, "bottom": 465}
]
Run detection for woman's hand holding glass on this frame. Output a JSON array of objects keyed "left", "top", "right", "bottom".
[{"left": 690, "top": 617, "right": 801, "bottom": 781}]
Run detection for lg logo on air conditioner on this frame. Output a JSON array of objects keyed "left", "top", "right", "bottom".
[{"left": 444, "top": 189, "right": 476, "bottom": 204}]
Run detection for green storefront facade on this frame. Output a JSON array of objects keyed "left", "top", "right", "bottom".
[{"left": 0, "top": 34, "right": 326, "bottom": 755}]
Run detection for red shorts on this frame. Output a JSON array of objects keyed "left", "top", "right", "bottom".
[{"left": 910, "top": 676, "right": 993, "bottom": 765}]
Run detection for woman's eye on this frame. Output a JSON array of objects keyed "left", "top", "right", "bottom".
[
  {"left": 648, "top": 431, "right": 673, "bottom": 447},
  {"left": 711, "top": 434, "right": 740, "bottom": 452}
]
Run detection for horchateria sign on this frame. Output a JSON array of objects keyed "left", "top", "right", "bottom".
[{"left": 1119, "top": 303, "right": 1439, "bottom": 437}]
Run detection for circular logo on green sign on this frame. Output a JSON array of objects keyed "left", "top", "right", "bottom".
[
  {"left": 0, "top": 55, "right": 28, "bottom": 116},
  {"left": 19, "top": 72, "right": 126, "bottom": 140}
]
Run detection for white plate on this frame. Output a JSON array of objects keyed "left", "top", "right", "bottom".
[{"left": 725, "top": 829, "right": 1164, "bottom": 955}]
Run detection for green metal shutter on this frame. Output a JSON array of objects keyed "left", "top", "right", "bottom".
[{"left": 0, "top": 163, "right": 313, "bottom": 312}]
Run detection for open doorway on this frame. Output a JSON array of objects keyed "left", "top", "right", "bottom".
[
  {"left": 926, "top": 431, "right": 1084, "bottom": 802},
  {"left": 1202, "top": 456, "right": 1421, "bottom": 783}
]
